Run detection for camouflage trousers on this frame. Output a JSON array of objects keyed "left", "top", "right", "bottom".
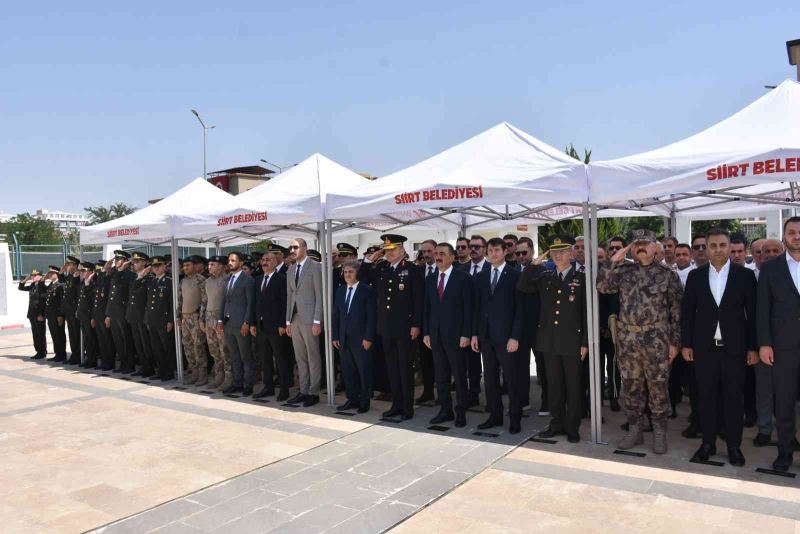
[
  {"left": 204, "top": 312, "right": 231, "bottom": 377},
  {"left": 181, "top": 312, "right": 206, "bottom": 371},
  {"left": 616, "top": 323, "right": 671, "bottom": 424}
]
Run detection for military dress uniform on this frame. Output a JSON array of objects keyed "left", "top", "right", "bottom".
[
  {"left": 596, "top": 229, "right": 682, "bottom": 453},
  {"left": 145, "top": 257, "right": 176, "bottom": 381},
  {"left": 19, "top": 270, "right": 47, "bottom": 358},
  {"left": 358, "top": 235, "right": 424, "bottom": 419},
  {"left": 202, "top": 258, "right": 231, "bottom": 389},
  {"left": 77, "top": 262, "right": 99, "bottom": 367},
  {"left": 518, "top": 236, "right": 588, "bottom": 439},
  {"left": 178, "top": 257, "right": 208, "bottom": 385},
  {"left": 127, "top": 252, "right": 154, "bottom": 376},
  {"left": 105, "top": 251, "right": 138, "bottom": 372},
  {"left": 93, "top": 263, "right": 116, "bottom": 369},
  {"left": 61, "top": 256, "right": 82, "bottom": 364},
  {"left": 44, "top": 266, "right": 68, "bottom": 361}
]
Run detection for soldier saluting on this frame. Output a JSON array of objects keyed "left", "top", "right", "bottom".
[
  {"left": 597, "top": 229, "right": 682, "bottom": 455},
  {"left": 77, "top": 261, "right": 99, "bottom": 368},
  {"left": 44, "top": 265, "right": 68, "bottom": 362},
  {"left": 19, "top": 269, "right": 47, "bottom": 359},
  {"left": 105, "top": 250, "right": 137, "bottom": 373}
]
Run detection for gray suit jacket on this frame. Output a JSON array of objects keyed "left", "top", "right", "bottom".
[
  {"left": 219, "top": 271, "right": 255, "bottom": 327},
  {"left": 286, "top": 259, "right": 323, "bottom": 326}
]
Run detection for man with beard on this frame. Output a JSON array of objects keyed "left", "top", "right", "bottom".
[
  {"left": 691, "top": 235, "right": 708, "bottom": 268},
  {"left": 662, "top": 237, "right": 678, "bottom": 269},
  {"left": 454, "top": 237, "right": 471, "bottom": 269}
]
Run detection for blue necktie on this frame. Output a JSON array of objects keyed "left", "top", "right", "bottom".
[
  {"left": 491, "top": 268, "right": 499, "bottom": 294},
  {"left": 345, "top": 286, "right": 353, "bottom": 314}
]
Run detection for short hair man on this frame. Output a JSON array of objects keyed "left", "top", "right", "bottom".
[
  {"left": 455, "top": 237, "right": 470, "bottom": 266},
  {"left": 692, "top": 235, "right": 708, "bottom": 267},
  {"left": 503, "top": 234, "right": 518, "bottom": 267},
  {"left": 217, "top": 251, "right": 256, "bottom": 394},
  {"left": 729, "top": 234, "right": 747, "bottom": 266}
]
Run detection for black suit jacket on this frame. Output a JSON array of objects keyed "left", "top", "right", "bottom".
[
  {"left": 423, "top": 268, "right": 473, "bottom": 343},
  {"left": 332, "top": 283, "right": 376, "bottom": 346},
  {"left": 473, "top": 264, "right": 523, "bottom": 345},
  {"left": 681, "top": 262, "right": 757, "bottom": 354},
  {"left": 253, "top": 271, "right": 287, "bottom": 335},
  {"left": 220, "top": 271, "right": 255, "bottom": 327},
  {"left": 757, "top": 253, "right": 800, "bottom": 350}
]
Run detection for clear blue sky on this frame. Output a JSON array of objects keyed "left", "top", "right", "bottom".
[{"left": 1, "top": 1, "right": 797, "bottom": 214}]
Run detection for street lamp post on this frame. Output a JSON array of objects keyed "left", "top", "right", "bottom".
[
  {"left": 191, "top": 109, "right": 215, "bottom": 180},
  {"left": 260, "top": 158, "right": 290, "bottom": 174}
]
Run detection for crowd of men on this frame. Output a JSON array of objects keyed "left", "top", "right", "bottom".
[{"left": 18, "top": 220, "right": 800, "bottom": 472}]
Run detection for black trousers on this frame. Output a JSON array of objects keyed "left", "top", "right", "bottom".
[
  {"left": 341, "top": 339, "right": 373, "bottom": 407},
  {"left": 384, "top": 335, "right": 415, "bottom": 417},
  {"left": 95, "top": 319, "right": 116, "bottom": 368},
  {"left": 743, "top": 365, "right": 757, "bottom": 422},
  {"left": 148, "top": 323, "right": 175, "bottom": 379},
  {"left": 517, "top": 342, "right": 533, "bottom": 409},
  {"left": 466, "top": 348, "right": 482, "bottom": 400},
  {"left": 281, "top": 335, "right": 295, "bottom": 390},
  {"left": 110, "top": 317, "right": 136, "bottom": 370},
  {"left": 694, "top": 345, "right": 746, "bottom": 448},
  {"left": 372, "top": 336, "right": 390, "bottom": 394},
  {"left": 65, "top": 314, "right": 81, "bottom": 360},
  {"left": 46, "top": 316, "right": 67, "bottom": 358},
  {"left": 483, "top": 338, "right": 521, "bottom": 423},
  {"left": 533, "top": 350, "right": 548, "bottom": 411},
  {"left": 600, "top": 337, "right": 620, "bottom": 402},
  {"left": 773, "top": 348, "right": 800, "bottom": 456},
  {"left": 256, "top": 330, "right": 283, "bottom": 395},
  {"left": 80, "top": 320, "right": 98, "bottom": 365},
  {"left": 130, "top": 321, "right": 154, "bottom": 373},
  {"left": 417, "top": 339, "right": 435, "bottom": 397},
  {"left": 30, "top": 317, "right": 47, "bottom": 357},
  {"left": 543, "top": 351, "right": 582, "bottom": 434},
  {"left": 432, "top": 336, "right": 468, "bottom": 414}
]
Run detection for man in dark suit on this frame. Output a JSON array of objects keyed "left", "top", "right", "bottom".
[
  {"left": 61, "top": 256, "right": 82, "bottom": 364},
  {"left": 333, "top": 260, "right": 376, "bottom": 413},
  {"left": 472, "top": 237, "right": 523, "bottom": 433},
  {"left": 681, "top": 228, "right": 757, "bottom": 467},
  {"left": 416, "top": 239, "right": 439, "bottom": 405},
  {"left": 424, "top": 243, "right": 474, "bottom": 427},
  {"left": 143, "top": 257, "right": 174, "bottom": 381},
  {"left": 19, "top": 269, "right": 47, "bottom": 359},
  {"left": 105, "top": 250, "right": 137, "bottom": 373},
  {"left": 518, "top": 235, "right": 588, "bottom": 443},
  {"left": 758, "top": 216, "right": 800, "bottom": 472},
  {"left": 217, "top": 251, "right": 256, "bottom": 395},
  {"left": 515, "top": 237, "right": 539, "bottom": 412},
  {"left": 250, "top": 251, "right": 288, "bottom": 399},
  {"left": 358, "top": 234, "right": 424, "bottom": 420},
  {"left": 44, "top": 266, "right": 67, "bottom": 361}
]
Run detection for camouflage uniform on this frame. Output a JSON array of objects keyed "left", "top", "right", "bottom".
[
  {"left": 178, "top": 273, "right": 207, "bottom": 383},
  {"left": 596, "top": 260, "right": 682, "bottom": 427},
  {"left": 202, "top": 272, "right": 231, "bottom": 389}
]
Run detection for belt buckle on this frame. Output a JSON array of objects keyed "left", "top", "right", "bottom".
[{"left": 714, "top": 339, "right": 724, "bottom": 347}]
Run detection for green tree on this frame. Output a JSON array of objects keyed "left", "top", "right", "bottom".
[
  {"left": 690, "top": 219, "right": 743, "bottom": 240},
  {"left": 0, "top": 213, "right": 62, "bottom": 244},
  {"left": 84, "top": 202, "right": 137, "bottom": 224}
]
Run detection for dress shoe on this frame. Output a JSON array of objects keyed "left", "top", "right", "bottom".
[
  {"left": 477, "top": 417, "right": 502, "bottom": 430},
  {"left": 337, "top": 400, "right": 357, "bottom": 411},
  {"left": 681, "top": 424, "right": 701, "bottom": 439},
  {"left": 728, "top": 447, "right": 745, "bottom": 467},
  {"left": 455, "top": 412, "right": 467, "bottom": 428},
  {"left": 53, "top": 355, "right": 66, "bottom": 362},
  {"left": 120, "top": 367, "right": 135, "bottom": 374},
  {"left": 142, "top": 369, "right": 156, "bottom": 378},
  {"left": 567, "top": 432, "right": 580, "bottom": 443},
  {"left": 302, "top": 395, "right": 319, "bottom": 407},
  {"left": 400, "top": 413, "right": 413, "bottom": 421},
  {"left": 415, "top": 392, "right": 435, "bottom": 405},
  {"left": 159, "top": 375, "right": 174, "bottom": 382},
  {"left": 222, "top": 385, "right": 243, "bottom": 395},
  {"left": 509, "top": 422, "right": 522, "bottom": 435},
  {"left": 753, "top": 433, "right": 773, "bottom": 447},
  {"left": 253, "top": 390, "right": 272, "bottom": 399},
  {"left": 772, "top": 453, "right": 793, "bottom": 472},
  {"left": 32, "top": 353, "right": 45, "bottom": 359},
  {"left": 66, "top": 358, "right": 80, "bottom": 365},
  {"left": 277, "top": 390, "right": 290, "bottom": 402},
  {"left": 243, "top": 387, "right": 254, "bottom": 396},
  {"left": 357, "top": 404, "right": 370, "bottom": 414},
  {"left": 610, "top": 398, "right": 621, "bottom": 412},
  {"left": 429, "top": 411, "right": 455, "bottom": 425},
  {"left": 287, "top": 392, "right": 306, "bottom": 404},
  {"left": 382, "top": 408, "right": 402, "bottom": 418},
  {"left": 130, "top": 371, "right": 144, "bottom": 377},
  {"left": 537, "top": 426, "right": 564, "bottom": 439},
  {"left": 691, "top": 443, "right": 716, "bottom": 462},
  {"left": 743, "top": 414, "right": 756, "bottom": 428}
]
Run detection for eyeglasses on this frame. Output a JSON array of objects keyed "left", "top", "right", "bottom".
[
  {"left": 692, "top": 244, "right": 706, "bottom": 250},
  {"left": 515, "top": 250, "right": 529, "bottom": 256},
  {"left": 289, "top": 245, "right": 300, "bottom": 250},
  {"left": 608, "top": 246, "right": 622, "bottom": 252},
  {"left": 469, "top": 244, "right": 483, "bottom": 250},
  {"left": 504, "top": 242, "right": 515, "bottom": 248},
  {"left": 456, "top": 245, "right": 467, "bottom": 250}
]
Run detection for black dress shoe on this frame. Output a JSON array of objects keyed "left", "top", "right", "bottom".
[
  {"left": 567, "top": 432, "right": 580, "bottom": 443},
  {"left": 120, "top": 367, "right": 135, "bottom": 374},
  {"left": 302, "top": 395, "right": 319, "bottom": 407},
  {"left": 53, "top": 355, "right": 66, "bottom": 362},
  {"left": 382, "top": 408, "right": 402, "bottom": 418},
  {"left": 415, "top": 392, "right": 435, "bottom": 405},
  {"left": 455, "top": 412, "right": 467, "bottom": 428},
  {"left": 66, "top": 358, "right": 80, "bottom": 365},
  {"left": 400, "top": 413, "right": 413, "bottom": 421},
  {"left": 727, "top": 447, "right": 745, "bottom": 467},
  {"left": 743, "top": 415, "right": 756, "bottom": 428},
  {"left": 691, "top": 443, "right": 716, "bottom": 462},
  {"left": 681, "top": 424, "right": 701, "bottom": 439},
  {"left": 142, "top": 369, "right": 156, "bottom": 378},
  {"left": 357, "top": 404, "right": 370, "bottom": 414},
  {"left": 429, "top": 411, "right": 455, "bottom": 425},
  {"left": 32, "top": 354, "right": 45, "bottom": 359},
  {"left": 242, "top": 387, "right": 254, "bottom": 396},
  {"left": 753, "top": 433, "right": 774, "bottom": 447},
  {"left": 287, "top": 392, "right": 306, "bottom": 404},
  {"left": 253, "top": 389, "right": 273, "bottom": 399},
  {"left": 160, "top": 375, "right": 174, "bottom": 382},
  {"left": 337, "top": 401, "right": 357, "bottom": 411},
  {"left": 130, "top": 371, "right": 143, "bottom": 377},
  {"left": 477, "top": 417, "right": 502, "bottom": 430},
  {"left": 772, "top": 453, "right": 793, "bottom": 472},
  {"left": 537, "top": 426, "right": 564, "bottom": 439},
  {"left": 509, "top": 422, "right": 521, "bottom": 435},
  {"left": 610, "top": 398, "right": 621, "bottom": 412},
  {"left": 277, "top": 390, "right": 290, "bottom": 402},
  {"left": 222, "top": 385, "right": 243, "bottom": 394}
]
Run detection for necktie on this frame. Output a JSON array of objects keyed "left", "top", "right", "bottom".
[
  {"left": 437, "top": 272, "right": 446, "bottom": 300},
  {"left": 560, "top": 271, "right": 565, "bottom": 281},
  {"left": 227, "top": 274, "right": 236, "bottom": 293},
  {"left": 578, "top": 264, "right": 585, "bottom": 273},
  {"left": 261, "top": 275, "right": 269, "bottom": 294},
  {"left": 472, "top": 264, "right": 478, "bottom": 276},
  {"left": 491, "top": 268, "right": 499, "bottom": 294},
  {"left": 345, "top": 286, "right": 353, "bottom": 313},
  {"left": 295, "top": 264, "right": 301, "bottom": 286},
  {"left": 428, "top": 266, "right": 434, "bottom": 278}
]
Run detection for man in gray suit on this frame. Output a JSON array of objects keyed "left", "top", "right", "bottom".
[
  {"left": 286, "top": 238, "right": 324, "bottom": 407},
  {"left": 216, "top": 251, "right": 256, "bottom": 395}
]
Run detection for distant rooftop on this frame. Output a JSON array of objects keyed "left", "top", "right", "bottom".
[{"left": 208, "top": 165, "right": 275, "bottom": 177}]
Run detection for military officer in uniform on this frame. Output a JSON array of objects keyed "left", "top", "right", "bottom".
[
  {"left": 518, "top": 236, "right": 588, "bottom": 442},
  {"left": 144, "top": 256, "right": 176, "bottom": 381},
  {"left": 178, "top": 255, "right": 208, "bottom": 385},
  {"left": 44, "top": 266, "right": 68, "bottom": 361},
  {"left": 358, "top": 234, "right": 424, "bottom": 420},
  {"left": 333, "top": 243, "right": 357, "bottom": 295},
  {"left": 93, "top": 261, "right": 116, "bottom": 369},
  {"left": 77, "top": 262, "right": 99, "bottom": 367},
  {"left": 19, "top": 269, "right": 47, "bottom": 359},
  {"left": 597, "top": 229, "right": 683, "bottom": 454},
  {"left": 127, "top": 252, "right": 154, "bottom": 377},
  {"left": 201, "top": 255, "right": 232, "bottom": 390},
  {"left": 105, "top": 250, "right": 137, "bottom": 373},
  {"left": 61, "top": 256, "right": 82, "bottom": 364}
]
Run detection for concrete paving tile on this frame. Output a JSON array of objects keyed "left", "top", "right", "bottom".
[
  {"left": 291, "top": 440, "right": 356, "bottom": 465},
  {"left": 261, "top": 466, "right": 337, "bottom": 496},
  {"left": 271, "top": 472, "right": 386, "bottom": 516},
  {"left": 390, "top": 469, "right": 469, "bottom": 507},
  {"left": 148, "top": 521, "right": 204, "bottom": 534},
  {"left": 365, "top": 463, "right": 440, "bottom": 494},
  {"left": 248, "top": 460, "right": 310, "bottom": 483},
  {"left": 266, "top": 503, "right": 358, "bottom": 533},
  {"left": 316, "top": 442, "right": 395, "bottom": 473},
  {"left": 326, "top": 501, "right": 417, "bottom": 534},
  {"left": 444, "top": 442, "right": 512, "bottom": 474},
  {"left": 96, "top": 498, "right": 206, "bottom": 533},
  {"left": 209, "top": 505, "right": 293, "bottom": 534},
  {"left": 189, "top": 475, "right": 267, "bottom": 507},
  {"left": 182, "top": 489, "right": 283, "bottom": 531}
]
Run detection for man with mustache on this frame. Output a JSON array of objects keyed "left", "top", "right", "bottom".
[{"left": 597, "top": 229, "right": 683, "bottom": 454}]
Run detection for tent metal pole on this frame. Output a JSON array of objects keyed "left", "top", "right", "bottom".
[
  {"left": 171, "top": 238, "right": 184, "bottom": 385},
  {"left": 318, "top": 221, "right": 335, "bottom": 406},
  {"left": 460, "top": 214, "right": 467, "bottom": 238},
  {"left": 215, "top": 239, "right": 221, "bottom": 255},
  {"left": 589, "top": 203, "right": 603, "bottom": 444},
  {"left": 582, "top": 202, "right": 602, "bottom": 444},
  {"left": 325, "top": 219, "right": 335, "bottom": 405}
]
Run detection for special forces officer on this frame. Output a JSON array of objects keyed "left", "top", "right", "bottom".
[
  {"left": 61, "top": 256, "right": 82, "bottom": 364},
  {"left": 201, "top": 255, "right": 231, "bottom": 390},
  {"left": 105, "top": 250, "right": 137, "bottom": 373},
  {"left": 597, "top": 229, "right": 683, "bottom": 454},
  {"left": 358, "top": 234, "right": 424, "bottom": 420},
  {"left": 178, "top": 255, "right": 208, "bottom": 385},
  {"left": 19, "top": 269, "right": 47, "bottom": 359},
  {"left": 44, "top": 265, "right": 68, "bottom": 361},
  {"left": 518, "top": 235, "right": 588, "bottom": 443},
  {"left": 144, "top": 256, "right": 176, "bottom": 381}
]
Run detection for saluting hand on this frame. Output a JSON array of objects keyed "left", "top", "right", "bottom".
[
  {"left": 611, "top": 244, "right": 631, "bottom": 264},
  {"left": 368, "top": 249, "right": 385, "bottom": 263},
  {"left": 531, "top": 251, "right": 549, "bottom": 266}
]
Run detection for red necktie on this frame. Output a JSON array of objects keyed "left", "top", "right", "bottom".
[{"left": 437, "top": 272, "right": 445, "bottom": 301}]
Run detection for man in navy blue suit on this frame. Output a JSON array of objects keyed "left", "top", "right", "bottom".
[
  {"left": 332, "top": 260, "right": 376, "bottom": 413},
  {"left": 250, "top": 252, "right": 289, "bottom": 400},
  {"left": 424, "top": 243, "right": 474, "bottom": 427},
  {"left": 472, "top": 237, "right": 524, "bottom": 434}
]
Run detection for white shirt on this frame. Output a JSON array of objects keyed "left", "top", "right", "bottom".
[
  {"left": 345, "top": 282, "right": 359, "bottom": 312},
  {"left": 786, "top": 252, "right": 800, "bottom": 293},
  {"left": 470, "top": 258, "right": 487, "bottom": 276},
  {"left": 260, "top": 271, "right": 273, "bottom": 292},
  {"left": 557, "top": 265, "right": 572, "bottom": 280},
  {"left": 490, "top": 262, "right": 507, "bottom": 282},
  {"left": 425, "top": 264, "right": 437, "bottom": 278},
  {"left": 227, "top": 270, "right": 242, "bottom": 291},
  {"left": 435, "top": 265, "right": 454, "bottom": 292},
  {"left": 676, "top": 264, "right": 695, "bottom": 288},
  {"left": 708, "top": 260, "right": 730, "bottom": 341}
]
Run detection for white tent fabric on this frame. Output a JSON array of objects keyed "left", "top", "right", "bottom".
[
  {"left": 589, "top": 79, "right": 800, "bottom": 206},
  {"left": 641, "top": 182, "right": 800, "bottom": 219},
  {"left": 327, "top": 122, "right": 589, "bottom": 221},
  {"left": 80, "top": 178, "right": 236, "bottom": 245}
]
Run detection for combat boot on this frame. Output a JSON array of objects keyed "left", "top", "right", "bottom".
[
  {"left": 217, "top": 372, "right": 233, "bottom": 392},
  {"left": 652, "top": 420, "right": 668, "bottom": 454},
  {"left": 618, "top": 424, "right": 644, "bottom": 450},
  {"left": 209, "top": 370, "right": 223, "bottom": 389},
  {"left": 195, "top": 367, "right": 208, "bottom": 387},
  {"left": 185, "top": 367, "right": 198, "bottom": 385}
]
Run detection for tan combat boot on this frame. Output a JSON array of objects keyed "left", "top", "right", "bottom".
[
  {"left": 217, "top": 371, "right": 233, "bottom": 392},
  {"left": 618, "top": 424, "right": 644, "bottom": 450},
  {"left": 208, "top": 370, "right": 223, "bottom": 389},
  {"left": 195, "top": 366, "right": 208, "bottom": 387},
  {"left": 184, "top": 366, "right": 198, "bottom": 385},
  {"left": 652, "top": 420, "right": 668, "bottom": 455}
]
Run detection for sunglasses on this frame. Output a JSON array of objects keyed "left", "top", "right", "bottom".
[
  {"left": 515, "top": 250, "right": 529, "bottom": 256},
  {"left": 504, "top": 242, "right": 515, "bottom": 247},
  {"left": 469, "top": 244, "right": 483, "bottom": 250},
  {"left": 692, "top": 244, "right": 706, "bottom": 250},
  {"left": 456, "top": 245, "right": 468, "bottom": 250},
  {"left": 608, "top": 246, "right": 622, "bottom": 251}
]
